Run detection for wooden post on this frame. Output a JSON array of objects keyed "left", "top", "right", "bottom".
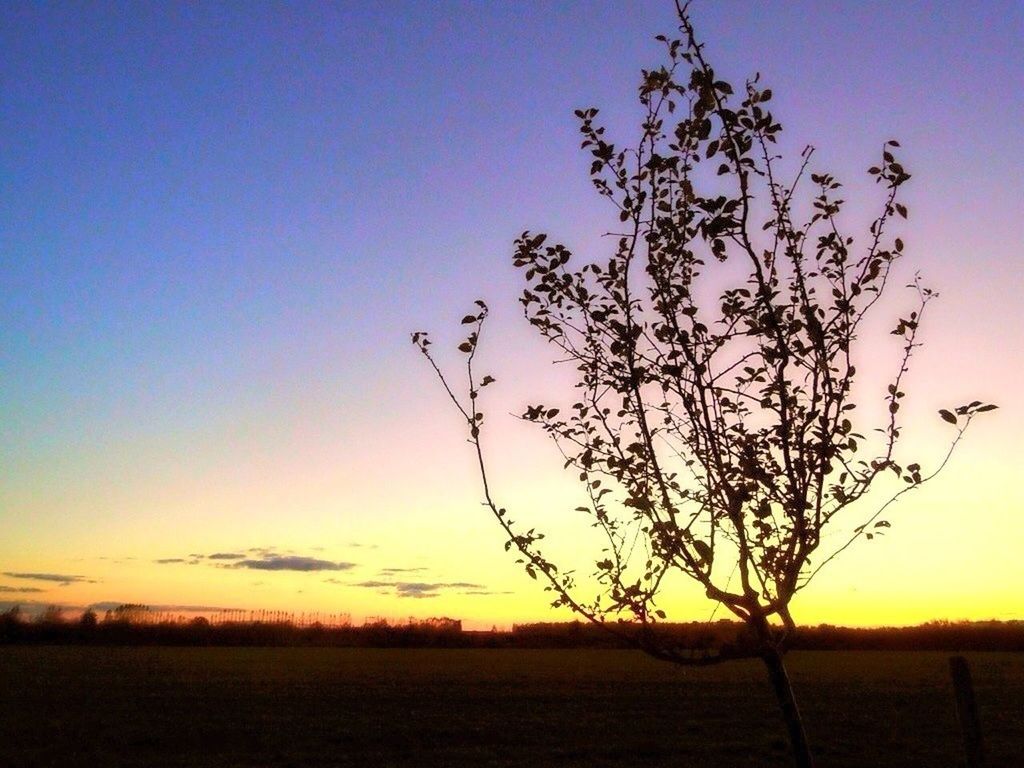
[{"left": 949, "top": 655, "right": 985, "bottom": 768}]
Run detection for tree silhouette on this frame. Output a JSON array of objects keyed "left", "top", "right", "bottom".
[{"left": 413, "top": 3, "right": 994, "bottom": 765}]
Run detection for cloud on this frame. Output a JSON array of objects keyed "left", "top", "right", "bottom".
[
  {"left": 3, "top": 572, "right": 97, "bottom": 585},
  {"left": 350, "top": 580, "right": 488, "bottom": 599},
  {"left": 152, "top": 550, "right": 357, "bottom": 572},
  {"left": 396, "top": 581, "right": 483, "bottom": 599},
  {"left": 0, "top": 585, "right": 45, "bottom": 593},
  {"left": 379, "top": 567, "right": 427, "bottom": 575},
  {"left": 395, "top": 584, "right": 443, "bottom": 599},
  {"left": 232, "top": 556, "right": 356, "bottom": 572}
]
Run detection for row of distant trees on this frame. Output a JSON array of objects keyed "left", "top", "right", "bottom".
[
  {"left": 507, "top": 619, "right": 1024, "bottom": 653},
  {"left": 2, "top": 605, "right": 1020, "bottom": 651},
  {"left": 2, "top": 604, "right": 355, "bottom": 627},
  {"left": 0, "top": 605, "right": 464, "bottom": 647}
]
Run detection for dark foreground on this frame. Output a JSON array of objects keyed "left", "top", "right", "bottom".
[{"left": 1, "top": 648, "right": 1021, "bottom": 767}]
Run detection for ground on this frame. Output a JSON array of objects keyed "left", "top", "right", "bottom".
[{"left": 1, "top": 647, "right": 1021, "bottom": 766}]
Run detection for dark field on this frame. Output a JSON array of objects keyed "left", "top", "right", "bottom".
[{"left": 1, "top": 648, "right": 1022, "bottom": 767}]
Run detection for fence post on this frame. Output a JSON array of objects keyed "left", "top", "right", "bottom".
[{"left": 949, "top": 655, "right": 985, "bottom": 768}]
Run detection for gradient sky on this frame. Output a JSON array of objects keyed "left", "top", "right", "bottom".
[{"left": 2, "top": 1, "right": 1021, "bottom": 629}]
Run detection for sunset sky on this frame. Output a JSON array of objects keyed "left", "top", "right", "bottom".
[{"left": 2, "top": 1, "right": 1021, "bottom": 629}]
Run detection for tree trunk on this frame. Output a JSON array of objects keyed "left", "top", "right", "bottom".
[{"left": 761, "top": 646, "right": 814, "bottom": 768}]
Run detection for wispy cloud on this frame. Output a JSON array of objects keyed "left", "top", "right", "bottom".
[
  {"left": 152, "top": 550, "right": 358, "bottom": 572},
  {"left": 154, "top": 557, "right": 204, "bottom": 566},
  {"left": 397, "top": 581, "right": 483, "bottom": 598},
  {"left": 3, "top": 572, "right": 97, "bottom": 586},
  {"left": 379, "top": 567, "right": 427, "bottom": 575},
  {"left": 350, "top": 580, "right": 491, "bottom": 599},
  {"left": 232, "top": 556, "right": 356, "bottom": 572},
  {"left": 0, "top": 585, "right": 45, "bottom": 593}
]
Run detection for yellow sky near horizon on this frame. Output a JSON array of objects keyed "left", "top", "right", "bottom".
[{"left": 2, "top": 392, "right": 1019, "bottom": 631}]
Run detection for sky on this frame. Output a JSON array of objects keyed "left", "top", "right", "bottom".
[{"left": 1, "top": 1, "right": 1021, "bottom": 629}]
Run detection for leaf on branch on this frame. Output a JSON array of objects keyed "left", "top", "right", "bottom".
[{"left": 938, "top": 409, "right": 957, "bottom": 425}]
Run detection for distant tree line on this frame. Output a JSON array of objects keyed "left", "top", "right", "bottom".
[
  {"left": 1, "top": 605, "right": 1020, "bottom": 651},
  {"left": 0, "top": 605, "right": 462, "bottom": 647},
  {"left": 505, "top": 619, "right": 1024, "bottom": 653}
]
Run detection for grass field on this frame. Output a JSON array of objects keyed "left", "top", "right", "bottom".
[{"left": 1, "top": 647, "right": 1021, "bottom": 766}]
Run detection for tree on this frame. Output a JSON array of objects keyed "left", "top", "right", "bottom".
[
  {"left": 0, "top": 605, "right": 23, "bottom": 641},
  {"left": 35, "top": 605, "right": 65, "bottom": 625},
  {"left": 413, "top": 3, "right": 994, "bottom": 765},
  {"left": 108, "top": 603, "right": 151, "bottom": 625}
]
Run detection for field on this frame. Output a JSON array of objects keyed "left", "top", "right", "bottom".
[{"left": 1, "top": 648, "right": 1022, "bottom": 767}]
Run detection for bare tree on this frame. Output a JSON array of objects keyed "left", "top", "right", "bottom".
[{"left": 413, "top": 4, "right": 994, "bottom": 765}]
